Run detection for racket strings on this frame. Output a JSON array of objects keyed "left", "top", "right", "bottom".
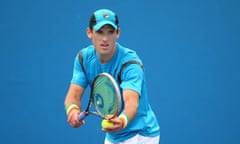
[{"left": 93, "top": 76, "right": 119, "bottom": 117}]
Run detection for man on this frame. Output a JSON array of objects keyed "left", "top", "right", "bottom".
[{"left": 64, "top": 9, "right": 160, "bottom": 144}]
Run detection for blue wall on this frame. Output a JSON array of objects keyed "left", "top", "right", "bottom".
[{"left": 0, "top": 0, "right": 239, "bottom": 144}]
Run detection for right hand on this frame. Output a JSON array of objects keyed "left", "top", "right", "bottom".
[{"left": 67, "top": 109, "right": 84, "bottom": 128}]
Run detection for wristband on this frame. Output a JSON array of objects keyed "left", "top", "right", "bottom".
[
  {"left": 119, "top": 113, "right": 129, "bottom": 128},
  {"left": 65, "top": 104, "right": 80, "bottom": 116}
]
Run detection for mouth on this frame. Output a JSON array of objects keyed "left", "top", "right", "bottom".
[{"left": 100, "top": 43, "right": 109, "bottom": 49}]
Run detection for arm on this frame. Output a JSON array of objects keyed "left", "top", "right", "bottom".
[
  {"left": 64, "top": 83, "right": 85, "bottom": 128},
  {"left": 102, "top": 89, "right": 139, "bottom": 132},
  {"left": 102, "top": 63, "right": 143, "bottom": 132},
  {"left": 121, "top": 89, "right": 139, "bottom": 122}
]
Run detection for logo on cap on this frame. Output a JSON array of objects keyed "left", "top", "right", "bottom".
[{"left": 103, "top": 13, "right": 109, "bottom": 18}]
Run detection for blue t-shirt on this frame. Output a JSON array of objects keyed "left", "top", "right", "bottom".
[{"left": 71, "top": 43, "right": 160, "bottom": 143}]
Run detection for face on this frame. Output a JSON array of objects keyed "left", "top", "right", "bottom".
[{"left": 87, "top": 25, "right": 120, "bottom": 63}]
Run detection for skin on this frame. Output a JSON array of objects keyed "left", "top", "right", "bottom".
[{"left": 64, "top": 25, "right": 139, "bottom": 133}]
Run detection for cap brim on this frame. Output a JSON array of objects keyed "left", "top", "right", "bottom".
[{"left": 93, "top": 21, "right": 117, "bottom": 31}]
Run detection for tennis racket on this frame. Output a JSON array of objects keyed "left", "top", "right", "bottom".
[{"left": 78, "top": 72, "right": 122, "bottom": 121}]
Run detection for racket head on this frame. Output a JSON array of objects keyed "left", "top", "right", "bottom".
[{"left": 91, "top": 73, "right": 121, "bottom": 119}]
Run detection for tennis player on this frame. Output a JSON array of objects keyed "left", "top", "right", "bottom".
[{"left": 64, "top": 9, "right": 160, "bottom": 144}]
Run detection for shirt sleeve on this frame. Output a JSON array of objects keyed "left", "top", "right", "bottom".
[
  {"left": 120, "top": 64, "right": 144, "bottom": 95},
  {"left": 70, "top": 55, "right": 88, "bottom": 88}
]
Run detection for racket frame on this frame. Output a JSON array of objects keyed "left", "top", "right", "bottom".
[{"left": 78, "top": 73, "right": 121, "bottom": 120}]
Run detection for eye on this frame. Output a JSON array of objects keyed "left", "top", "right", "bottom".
[
  {"left": 96, "top": 30, "right": 103, "bottom": 34},
  {"left": 108, "top": 30, "right": 114, "bottom": 34}
]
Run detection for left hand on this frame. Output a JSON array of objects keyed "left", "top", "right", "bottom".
[{"left": 102, "top": 117, "right": 123, "bottom": 133}]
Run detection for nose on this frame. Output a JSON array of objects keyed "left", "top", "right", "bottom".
[{"left": 102, "top": 34, "right": 109, "bottom": 41}]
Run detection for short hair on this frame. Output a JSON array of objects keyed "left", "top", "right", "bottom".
[{"left": 88, "top": 14, "right": 119, "bottom": 30}]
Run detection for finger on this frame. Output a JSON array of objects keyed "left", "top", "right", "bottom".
[
  {"left": 103, "top": 127, "right": 117, "bottom": 133},
  {"left": 71, "top": 121, "right": 81, "bottom": 128}
]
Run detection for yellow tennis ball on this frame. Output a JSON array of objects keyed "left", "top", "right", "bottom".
[{"left": 101, "top": 119, "right": 114, "bottom": 128}]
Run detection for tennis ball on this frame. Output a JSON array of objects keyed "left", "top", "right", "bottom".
[{"left": 101, "top": 119, "right": 114, "bottom": 128}]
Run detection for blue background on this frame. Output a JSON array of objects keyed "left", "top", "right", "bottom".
[{"left": 0, "top": 0, "right": 239, "bottom": 144}]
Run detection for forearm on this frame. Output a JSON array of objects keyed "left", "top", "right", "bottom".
[
  {"left": 64, "top": 84, "right": 84, "bottom": 109},
  {"left": 121, "top": 90, "right": 139, "bottom": 121},
  {"left": 64, "top": 94, "right": 81, "bottom": 108}
]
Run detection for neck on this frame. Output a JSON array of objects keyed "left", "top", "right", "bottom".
[{"left": 99, "top": 45, "right": 116, "bottom": 64}]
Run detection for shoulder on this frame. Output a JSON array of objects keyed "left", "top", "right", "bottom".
[
  {"left": 80, "top": 45, "right": 94, "bottom": 55},
  {"left": 117, "top": 43, "right": 142, "bottom": 64},
  {"left": 78, "top": 45, "right": 96, "bottom": 61}
]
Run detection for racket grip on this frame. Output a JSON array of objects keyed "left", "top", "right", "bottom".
[{"left": 78, "top": 112, "right": 87, "bottom": 121}]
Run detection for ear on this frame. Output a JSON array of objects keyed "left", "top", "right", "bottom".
[
  {"left": 116, "top": 28, "right": 120, "bottom": 39},
  {"left": 86, "top": 28, "right": 93, "bottom": 38}
]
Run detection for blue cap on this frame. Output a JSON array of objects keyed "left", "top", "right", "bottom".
[{"left": 93, "top": 9, "right": 118, "bottom": 31}]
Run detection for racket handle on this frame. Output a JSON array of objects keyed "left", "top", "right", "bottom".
[{"left": 78, "top": 112, "right": 87, "bottom": 121}]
